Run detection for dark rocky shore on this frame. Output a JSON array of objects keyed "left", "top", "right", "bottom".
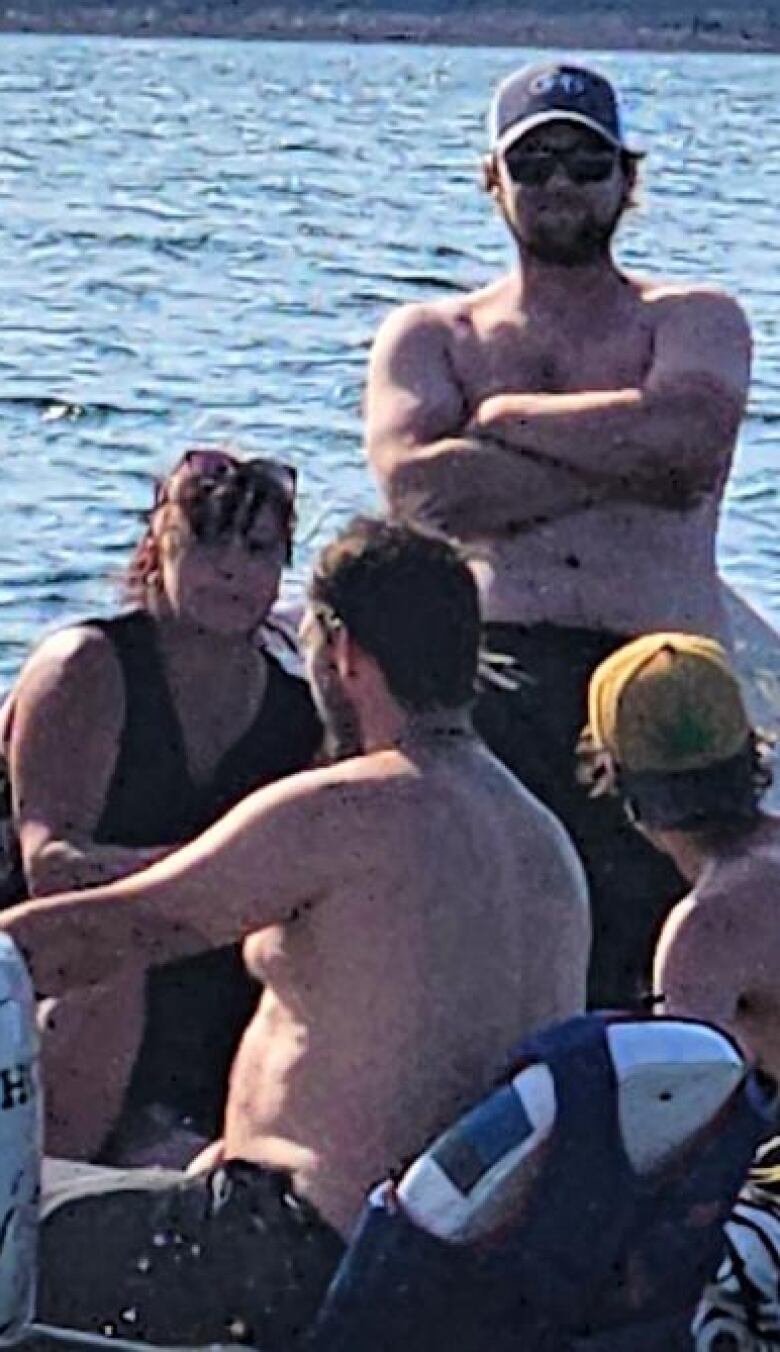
[{"left": 1, "top": 0, "right": 780, "bottom": 49}]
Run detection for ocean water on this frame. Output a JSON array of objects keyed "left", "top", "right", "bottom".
[{"left": 0, "top": 34, "right": 776, "bottom": 682}]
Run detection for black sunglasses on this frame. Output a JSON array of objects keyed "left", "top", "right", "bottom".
[{"left": 502, "top": 144, "right": 618, "bottom": 188}]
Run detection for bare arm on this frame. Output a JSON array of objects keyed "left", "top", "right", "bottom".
[
  {"left": 7, "top": 627, "right": 171, "bottom": 897},
  {"left": 0, "top": 770, "right": 347, "bottom": 996},
  {"left": 470, "top": 290, "right": 752, "bottom": 505},
  {"left": 654, "top": 884, "right": 767, "bottom": 1063},
  {"left": 365, "top": 304, "right": 599, "bottom": 536}
]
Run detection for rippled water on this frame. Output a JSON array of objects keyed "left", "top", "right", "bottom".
[{"left": 0, "top": 36, "right": 778, "bottom": 682}]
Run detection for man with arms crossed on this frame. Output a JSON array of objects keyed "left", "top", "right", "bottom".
[
  {"left": 3, "top": 518, "right": 589, "bottom": 1351},
  {"left": 581, "top": 633, "right": 780, "bottom": 1348},
  {"left": 365, "top": 61, "right": 751, "bottom": 1008}
]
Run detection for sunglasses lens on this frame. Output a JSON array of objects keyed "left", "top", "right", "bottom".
[
  {"left": 566, "top": 152, "right": 616, "bottom": 184},
  {"left": 504, "top": 150, "right": 554, "bottom": 186}
]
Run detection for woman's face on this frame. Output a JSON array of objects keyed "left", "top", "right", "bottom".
[{"left": 155, "top": 499, "right": 286, "bottom": 636}]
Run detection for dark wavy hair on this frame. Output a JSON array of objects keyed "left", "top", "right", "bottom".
[
  {"left": 124, "top": 447, "right": 296, "bottom": 606},
  {"left": 310, "top": 516, "right": 480, "bottom": 713}
]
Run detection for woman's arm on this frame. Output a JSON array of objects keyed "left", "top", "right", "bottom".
[{"left": 7, "top": 624, "right": 171, "bottom": 896}]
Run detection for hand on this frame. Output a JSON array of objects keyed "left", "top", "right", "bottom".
[
  {"left": 186, "top": 1136, "right": 226, "bottom": 1176},
  {"left": 466, "top": 396, "right": 513, "bottom": 437}
]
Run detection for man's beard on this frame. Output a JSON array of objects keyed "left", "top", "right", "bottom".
[
  {"left": 521, "top": 203, "right": 623, "bottom": 267},
  {"left": 312, "top": 674, "right": 363, "bottom": 762}
]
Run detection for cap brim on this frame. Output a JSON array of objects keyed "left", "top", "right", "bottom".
[{"left": 494, "top": 110, "right": 641, "bottom": 158}]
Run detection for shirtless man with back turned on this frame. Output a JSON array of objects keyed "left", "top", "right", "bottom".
[
  {"left": 365, "top": 60, "right": 752, "bottom": 1008},
  {"left": 582, "top": 633, "right": 780, "bottom": 1349},
  {"left": 1, "top": 518, "right": 589, "bottom": 1352}
]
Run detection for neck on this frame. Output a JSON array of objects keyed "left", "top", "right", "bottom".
[
  {"left": 652, "top": 813, "right": 768, "bottom": 884},
  {"left": 652, "top": 829, "right": 711, "bottom": 885},
  {"left": 363, "top": 707, "right": 473, "bottom": 755},
  {"left": 513, "top": 249, "right": 624, "bottom": 317}
]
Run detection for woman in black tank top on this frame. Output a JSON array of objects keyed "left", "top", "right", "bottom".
[{"left": 0, "top": 448, "right": 322, "bottom": 1163}]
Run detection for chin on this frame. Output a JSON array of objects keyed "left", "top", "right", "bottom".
[
  {"left": 189, "top": 602, "right": 264, "bottom": 638},
  {"left": 525, "top": 231, "right": 610, "bottom": 267}
]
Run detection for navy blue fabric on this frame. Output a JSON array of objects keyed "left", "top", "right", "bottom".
[{"left": 307, "top": 1013, "right": 777, "bottom": 1352}]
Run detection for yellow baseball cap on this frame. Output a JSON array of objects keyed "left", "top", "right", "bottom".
[
  {"left": 587, "top": 633, "right": 750, "bottom": 773},
  {"left": 584, "top": 634, "right": 755, "bottom": 828}
]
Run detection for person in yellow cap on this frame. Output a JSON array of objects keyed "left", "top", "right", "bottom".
[
  {"left": 580, "top": 631, "right": 779, "bottom": 1083},
  {"left": 583, "top": 637, "right": 780, "bottom": 1352}
]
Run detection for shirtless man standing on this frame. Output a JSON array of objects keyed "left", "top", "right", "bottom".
[
  {"left": 2, "top": 518, "right": 588, "bottom": 1351},
  {"left": 365, "top": 60, "right": 752, "bottom": 1008}
]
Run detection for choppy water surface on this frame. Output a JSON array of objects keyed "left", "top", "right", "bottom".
[{"left": 0, "top": 36, "right": 777, "bottom": 681}]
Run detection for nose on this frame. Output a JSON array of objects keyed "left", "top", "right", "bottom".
[
  {"left": 214, "top": 541, "right": 244, "bottom": 580},
  {"left": 545, "top": 160, "right": 572, "bottom": 188}
]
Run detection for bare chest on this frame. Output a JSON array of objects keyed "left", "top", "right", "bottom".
[{"left": 451, "top": 307, "right": 654, "bottom": 408}]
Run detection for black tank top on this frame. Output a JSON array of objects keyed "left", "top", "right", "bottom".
[{"left": 90, "top": 610, "right": 322, "bottom": 1132}]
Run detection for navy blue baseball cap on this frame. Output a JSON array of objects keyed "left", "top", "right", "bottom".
[{"left": 489, "top": 62, "right": 641, "bottom": 157}]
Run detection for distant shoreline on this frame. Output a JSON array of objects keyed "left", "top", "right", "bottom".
[{"left": 0, "top": 4, "right": 779, "bottom": 53}]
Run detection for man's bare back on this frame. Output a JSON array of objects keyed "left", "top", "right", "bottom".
[
  {"left": 655, "top": 816, "right": 780, "bottom": 1086},
  {"left": 227, "top": 734, "right": 587, "bottom": 1233}
]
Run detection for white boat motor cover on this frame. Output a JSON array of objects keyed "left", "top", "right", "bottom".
[{"left": 0, "top": 935, "right": 41, "bottom": 1346}]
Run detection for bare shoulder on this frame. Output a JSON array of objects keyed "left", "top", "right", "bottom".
[
  {"left": 10, "top": 623, "right": 125, "bottom": 731},
  {"left": 262, "top": 751, "right": 418, "bottom": 824},
  {"left": 528, "top": 798, "right": 590, "bottom": 915},
  {"left": 15, "top": 623, "right": 122, "bottom": 702},
  {"left": 657, "top": 862, "right": 776, "bottom": 973},
  {"left": 370, "top": 295, "right": 470, "bottom": 359},
  {"left": 639, "top": 279, "right": 751, "bottom": 334}
]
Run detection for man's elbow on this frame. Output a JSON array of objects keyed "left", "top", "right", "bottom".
[
  {"left": 634, "top": 388, "right": 740, "bottom": 501},
  {"left": 655, "top": 379, "right": 742, "bottom": 458}
]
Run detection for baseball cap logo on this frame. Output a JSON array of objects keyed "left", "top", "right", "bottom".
[{"left": 529, "top": 70, "right": 588, "bottom": 98}]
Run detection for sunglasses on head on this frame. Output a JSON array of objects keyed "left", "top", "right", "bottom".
[
  {"left": 157, "top": 448, "right": 297, "bottom": 507},
  {"left": 502, "top": 143, "right": 618, "bottom": 187}
]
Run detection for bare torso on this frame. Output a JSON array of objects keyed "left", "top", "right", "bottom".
[
  {"left": 655, "top": 816, "right": 780, "bottom": 1083},
  {"left": 223, "top": 735, "right": 589, "bottom": 1235},
  {"left": 432, "top": 276, "right": 732, "bottom": 636}
]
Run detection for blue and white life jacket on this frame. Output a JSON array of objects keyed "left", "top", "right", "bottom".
[{"left": 308, "top": 1012, "right": 778, "bottom": 1352}]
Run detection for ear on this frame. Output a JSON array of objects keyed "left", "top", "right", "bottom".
[
  {"left": 331, "top": 626, "right": 358, "bottom": 681},
  {"left": 621, "top": 152, "right": 640, "bottom": 210},
  {"left": 482, "top": 151, "right": 501, "bottom": 197}
]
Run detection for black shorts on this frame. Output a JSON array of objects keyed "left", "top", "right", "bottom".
[
  {"left": 474, "top": 623, "right": 686, "bottom": 1010},
  {"left": 29, "top": 1157, "right": 344, "bottom": 1351}
]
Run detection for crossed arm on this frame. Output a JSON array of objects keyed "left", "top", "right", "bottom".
[{"left": 365, "top": 290, "right": 751, "bottom": 537}]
